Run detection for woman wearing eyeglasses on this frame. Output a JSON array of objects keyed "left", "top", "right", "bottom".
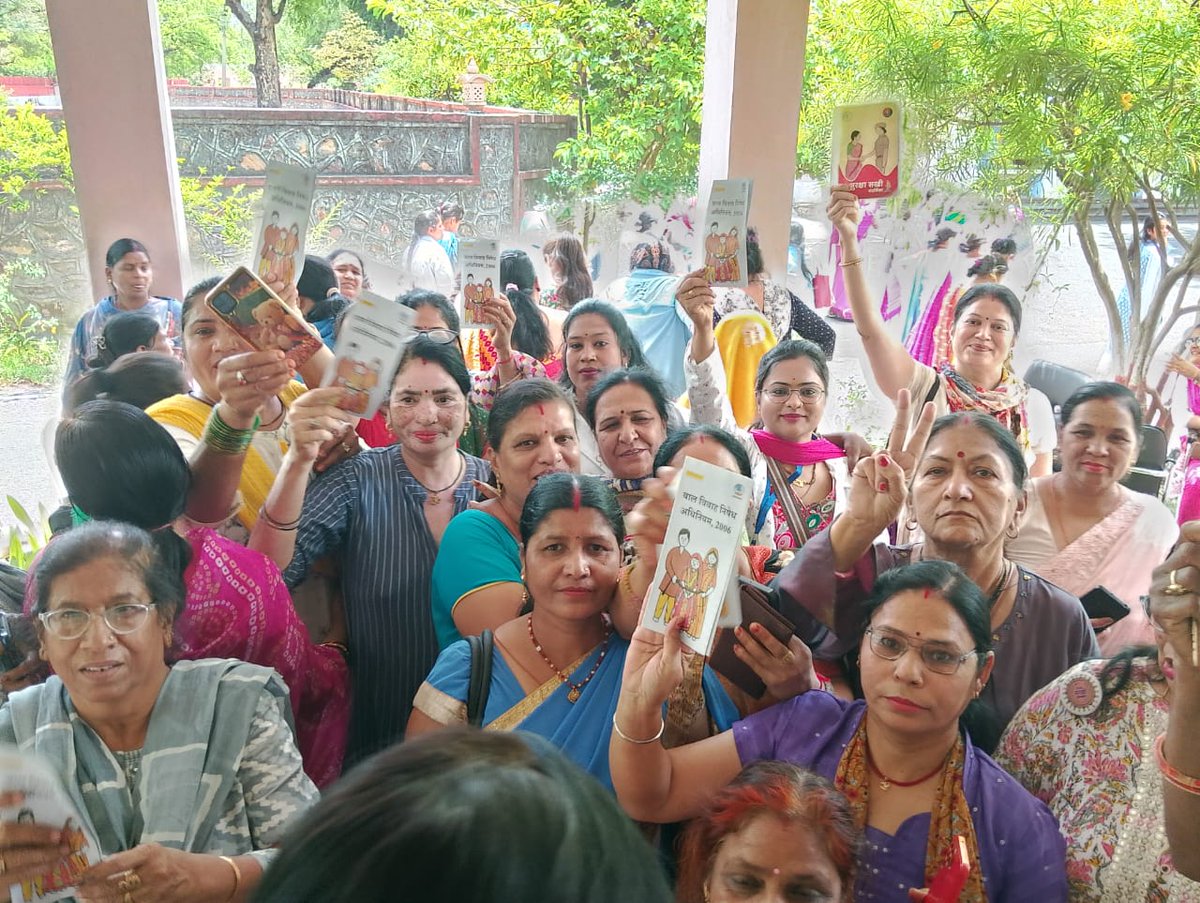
[
  {"left": 611, "top": 559, "right": 1069, "bottom": 902},
  {"left": 0, "top": 522, "right": 318, "bottom": 902},
  {"left": 675, "top": 278, "right": 852, "bottom": 552}
]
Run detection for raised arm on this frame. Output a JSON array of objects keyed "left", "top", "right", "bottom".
[
  {"left": 249, "top": 387, "right": 355, "bottom": 571},
  {"left": 827, "top": 188, "right": 915, "bottom": 399},
  {"left": 609, "top": 619, "right": 743, "bottom": 823}
]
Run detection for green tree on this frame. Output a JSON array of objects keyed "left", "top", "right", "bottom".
[
  {"left": 307, "top": 9, "right": 383, "bottom": 89},
  {"left": 0, "top": 0, "right": 55, "bottom": 76},
  {"left": 800, "top": 0, "right": 1200, "bottom": 383},
  {"left": 224, "top": 0, "right": 325, "bottom": 106},
  {"left": 368, "top": 0, "right": 707, "bottom": 214},
  {"left": 0, "top": 101, "right": 72, "bottom": 211}
]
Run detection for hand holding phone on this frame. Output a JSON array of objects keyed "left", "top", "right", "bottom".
[
  {"left": 206, "top": 267, "right": 324, "bottom": 368},
  {"left": 909, "top": 835, "right": 969, "bottom": 902}
]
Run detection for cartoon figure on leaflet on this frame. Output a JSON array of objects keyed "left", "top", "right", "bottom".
[
  {"left": 278, "top": 224, "right": 301, "bottom": 286},
  {"left": 335, "top": 355, "right": 382, "bottom": 414},
  {"left": 680, "top": 548, "right": 720, "bottom": 639},
  {"left": 463, "top": 274, "right": 484, "bottom": 322},
  {"left": 252, "top": 302, "right": 319, "bottom": 356},
  {"left": 654, "top": 529, "right": 692, "bottom": 622},
  {"left": 703, "top": 223, "right": 721, "bottom": 282},
  {"left": 20, "top": 813, "right": 92, "bottom": 898},
  {"left": 723, "top": 226, "right": 742, "bottom": 284},
  {"left": 257, "top": 211, "right": 282, "bottom": 280}
]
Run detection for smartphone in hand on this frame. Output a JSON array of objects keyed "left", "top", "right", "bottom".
[{"left": 206, "top": 266, "right": 324, "bottom": 368}]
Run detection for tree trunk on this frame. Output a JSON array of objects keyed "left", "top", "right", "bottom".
[{"left": 252, "top": 0, "right": 282, "bottom": 108}]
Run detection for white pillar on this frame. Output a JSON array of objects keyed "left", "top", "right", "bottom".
[
  {"left": 44, "top": 0, "right": 189, "bottom": 301},
  {"left": 698, "top": 0, "right": 811, "bottom": 276}
]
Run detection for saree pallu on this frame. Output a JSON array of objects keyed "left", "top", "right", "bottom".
[
  {"left": 414, "top": 635, "right": 738, "bottom": 790},
  {"left": 178, "top": 528, "right": 349, "bottom": 787},
  {"left": 1178, "top": 380, "right": 1200, "bottom": 525}
]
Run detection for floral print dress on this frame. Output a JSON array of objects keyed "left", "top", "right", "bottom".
[{"left": 996, "top": 658, "right": 1200, "bottom": 903}]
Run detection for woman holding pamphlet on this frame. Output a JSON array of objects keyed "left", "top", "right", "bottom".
[
  {"left": 827, "top": 188, "right": 1056, "bottom": 477},
  {"left": 408, "top": 474, "right": 744, "bottom": 790},
  {"left": 0, "top": 522, "right": 318, "bottom": 902},
  {"left": 772, "top": 396, "right": 1098, "bottom": 732},
  {"left": 611, "top": 558, "right": 1069, "bottom": 902},
  {"left": 254, "top": 336, "right": 489, "bottom": 765},
  {"left": 675, "top": 276, "right": 855, "bottom": 552}
]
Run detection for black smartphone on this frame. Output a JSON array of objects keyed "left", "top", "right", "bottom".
[
  {"left": 0, "top": 611, "right": 28, "bottom": 671},
  {"left": 1079, "top": 586, "right": 1131, "bottom": 629}
]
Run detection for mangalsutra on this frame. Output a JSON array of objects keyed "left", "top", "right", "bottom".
[
  {"left": 412, "top": 455, "right": 465, "bottom": 505},
  {"left": 866, "top": 735, "right": 948, "bottom": 791},
  {"left": 527, "top": 615, "right": 612, "bottom": 703}
]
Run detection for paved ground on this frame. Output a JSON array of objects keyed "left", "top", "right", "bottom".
[{"left": 2, "top": 218, "right": 1196, "bottom": 533}]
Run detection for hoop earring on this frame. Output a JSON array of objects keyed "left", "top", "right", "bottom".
[
  {"left": 1005, "top": 522, "right": 1020, "bottom": 540},
  {"left": 905, "top": 518, "right": 919, "bottom": 533}
]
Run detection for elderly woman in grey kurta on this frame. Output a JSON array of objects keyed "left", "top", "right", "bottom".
[{"left": 0, "top": 522, "right": 317, "bottom": 903}]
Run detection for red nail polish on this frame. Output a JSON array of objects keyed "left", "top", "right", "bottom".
[{"left": 879, "top": 455, "right": 890, "bottom": 467}]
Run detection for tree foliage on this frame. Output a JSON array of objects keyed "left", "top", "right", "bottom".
[
  {"left": 800, "top": 0, "right": 1200, "bottom": 381},
  {"left": 0, "top": 0, "right": 54, "bottom": 77},
  {"left": 368, "top": 0, "right": 706, "bottom": 205},
  {"left": 308, "top": 9, "right": 384, "bottom": 89},
  {"left": 0, "top": 101, "right": 73, "bottom": 211}
]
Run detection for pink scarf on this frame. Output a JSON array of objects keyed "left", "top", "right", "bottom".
[{"left": 750, "top": 429, "right": 846, "bottom": 467}]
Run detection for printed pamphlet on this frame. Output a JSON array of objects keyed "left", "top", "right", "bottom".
[
  {"left": 641, "top": 456, "right": 752, "bottom": 653},
  {"left": 458, "top": 238, "right": 500, "bottom": 329},
  {"left": 831, "top": 101, "right": 902, "bottom": 199},
  {"left": 700, "top": 179, "right": 753, "bottom": 288},
  {"left": 251, "top": 162, "right": 317, "bottom": 286},
  {"left": 325, "top": 290, "right": 415, "bottom": 418},
  {"left": 0, "top": 746, "right": 101, "bottom": 903}
]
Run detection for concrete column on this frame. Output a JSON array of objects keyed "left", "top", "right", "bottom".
[
  {"left": 44, "top": 0, "right": 188, "bottom": 302},
  {"left": 698, "top": 0, "right": 811, "bottom": 276}
]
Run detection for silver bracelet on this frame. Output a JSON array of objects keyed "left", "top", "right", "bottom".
[{"left": 612, "top": 713, "right": 665, "bottom": 744}]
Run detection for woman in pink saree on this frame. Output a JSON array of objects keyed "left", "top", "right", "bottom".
[
  {"left": 1166, "top": 325, "right": 1200, "bottom": 525},
  {"left": 1007, "top": 382, "right": 1177, "bottom": 654},
  {"left": 33, "top": 400, "right": 350, "bottom": 786}
]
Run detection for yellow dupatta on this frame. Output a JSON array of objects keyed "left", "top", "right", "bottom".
[
  {"left": 146, "top": 381, "right": 306, "bottom": 530},
  {"left": 715, "top": 311, "right": 778, "bottom": 428}
]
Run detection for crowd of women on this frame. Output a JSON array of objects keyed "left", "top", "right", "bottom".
[{"left": 0, "top": 188, "right": 1197, "bottom": 902}]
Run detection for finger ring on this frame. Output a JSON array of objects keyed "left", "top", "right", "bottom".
[
  {"left": 1164, "top": 569, "right": 1190, "bottom": 596},
  {"left": 118, "top": 870, "right": 142, "bottom": 892},
  {"left": 341, "top": 440, "right": 355, "bottom": 454},
  {"left": 236, "top": 370, "right": 248, "bottom": 386},
  {"left": 784, "top": 651, "right": 797, "bottom": 663}
]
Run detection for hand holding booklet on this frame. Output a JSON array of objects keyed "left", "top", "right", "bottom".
[
  {"left": 639, "top": 456, "right": 752, "bottom": 654},
  {"left": 325, "top": 290, "right": 415, "bottom": 418},
  {"left": 0, "top": 746, "right": 100, "bottom": 903}
]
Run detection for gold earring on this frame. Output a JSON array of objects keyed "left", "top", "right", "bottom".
[
  {"left": 906, "top": 517, "right": 919, "bottom": 533},
  {"left": 1005, "top": 522, "right": 1019, "bottom": 540}
]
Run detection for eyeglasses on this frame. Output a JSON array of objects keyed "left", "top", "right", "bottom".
[
  {"left": 412, "top": 327, "right": 458, "bottom": 345},
  {"left": 39, "top": 603, "right": 156, "bottom": 641},
  {"left": 1183, "top": 337, "right": 1200, "bottom": 352},
  {"left": 762, "top": 385, "right": 826, "bottom": 404},
  {"left": 865, "top": 626, "right": 978, "bottom": 675}
]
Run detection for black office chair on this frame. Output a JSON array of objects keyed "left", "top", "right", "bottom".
[
  {"left": 1122, "top": 424, "right": 1173, "bottom": 499},
  {"left": 1023, "top": 360, "right": 1092, "bottom": 424}
]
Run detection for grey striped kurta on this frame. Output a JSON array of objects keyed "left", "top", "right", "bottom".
[{"left": 283, "top": 445, "right": 489, "bottom": 767}]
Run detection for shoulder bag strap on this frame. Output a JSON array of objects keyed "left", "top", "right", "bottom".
[
  {"left": 466, "top": 630, "right": 495, "bottom": 727},
  {"left": 764, "top": 455, "right": 810, "bottom": 548}
]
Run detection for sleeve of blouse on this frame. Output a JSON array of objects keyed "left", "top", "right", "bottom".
[
  {"left": 993, "top": 678, "right": 1064, "bottom": 805},
  {"left": 789, "top": 292, "right": 836, "bottom": 358},
  {"left": 469, "top": 352, "right": 548, "bottom": 411},
  {"left": 411, "top": 640, "right": 472, "bottom": 725},
  {"left": 281, "top": 461, "right": 356, "bottom": 588},
  {"left": 237, "top": 688, "right": 320, "bottom": 866}
]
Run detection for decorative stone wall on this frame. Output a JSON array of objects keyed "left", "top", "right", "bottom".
[{"left": 1, "top": 88, "right": 574, "bottom": 323}]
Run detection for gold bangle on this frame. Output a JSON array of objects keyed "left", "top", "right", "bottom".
[
  {"left": 258, "top": 504, "right": 301, "bottom": 531},
  {"left": 612, "top": 713, "right": 665, "bottom": 744},
  {"left": 219, "top": 855, "right": 241, "bottom": 903},
  {"left": 320, "top": 641, "right": 349, "bottom": 659},
  {"left": 839, "top": 256, "right": 864, "bottom": 268}
]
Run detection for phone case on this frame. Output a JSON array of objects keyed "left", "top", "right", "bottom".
[
  {"left": 205, "top": 267, "right": 324, "bottom": 368},
  {"left": 709, "top": 578, "right": 795, "bottom": 697},
  {"left": 1079, "top": 586, "right": 1132, "bottom": 625},
  {"left": 924, "top": 835, "right": 970, "bottom": 902}
]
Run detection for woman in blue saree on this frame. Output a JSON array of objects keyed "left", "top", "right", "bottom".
[{"left": 409, "top": 473, "right": 740, "bottom": 790}]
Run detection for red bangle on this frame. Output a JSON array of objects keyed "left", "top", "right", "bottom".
[
  {"left": 496, "top": 355, "right": 514, "bottom": 366},
  {"left": 1155, "top": 732, "right": 1200, "bottom": 795}
]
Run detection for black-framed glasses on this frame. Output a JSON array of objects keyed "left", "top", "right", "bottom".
[
  {"left": 412, "top": 327, "right": 458, "bottom": 345},
  {"left": 865, "top": 626, "right": 977, "bottom": 675},
  {"left": 39, "top": 603, "right": 156, "bottom": 641}
]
